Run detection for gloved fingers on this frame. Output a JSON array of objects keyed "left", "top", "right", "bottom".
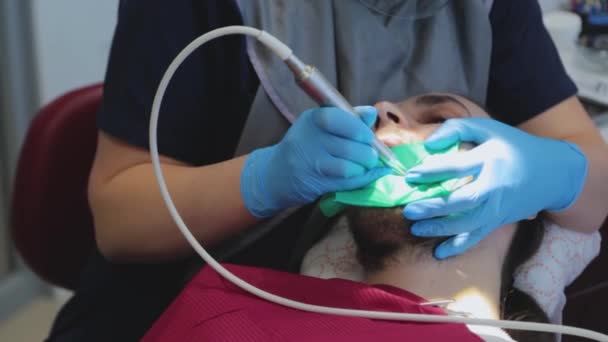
[
  {"left": 354, "top": 106, "right": 378, "bottom": 128},
  {"left": 433, "top": 224, "right": 494, "bottom": 259},
  {"left": 403, "top": 180, "right": 487, "bottom": 220},
  {"left": 316, "top": 154, "right": 367, "bottom": 178},
  {"left": 312, "top": 107, "right": 375, "bottom": 144},
  {"left": 405, "top": 149, "right": 483, "bottom": 184},
  {"left": 333, "top": 166, "right": 392, "bottom": 190},
  {"left": 424, "top": 118, "right": 491, "bottom": 151},
  {"left": 324, "top": 134, "right": 380, "bottom": 170},
  {"left": 408, "top": 204, "right": 487, "bottom": 237}
]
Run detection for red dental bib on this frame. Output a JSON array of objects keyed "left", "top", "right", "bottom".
[{"left": 142, "top": 264, "right": 483, "bottom": 341}]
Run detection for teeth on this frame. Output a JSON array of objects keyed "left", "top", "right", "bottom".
[
  {"left": 377, "top": 131, "right": 419, "bottom": 146},
  {"left": 378, "top": 133, "right": 405, "bottom": 147}
]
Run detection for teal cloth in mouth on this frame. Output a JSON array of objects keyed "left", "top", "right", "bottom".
[{"left": 319, "top": 142, "right": 461, "bottom": 217}]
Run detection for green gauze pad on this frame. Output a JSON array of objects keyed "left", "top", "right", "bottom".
[{"left": 319, "top": 142, "right": 461, "bottom": 217}]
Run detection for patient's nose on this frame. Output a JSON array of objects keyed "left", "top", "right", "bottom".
[
  {"left": 373, "top": 101, "right": 416, "bottom": 147},
  {"left": 374, "top": 101, "right": 410, "bottom": 131}
]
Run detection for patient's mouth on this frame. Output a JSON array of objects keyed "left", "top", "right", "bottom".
[
  {"left": 381, "top": 133, "right": 405, "bottom": 147},
  {"left": 377, "top": 131, "right": 421, "bottom": 147}
]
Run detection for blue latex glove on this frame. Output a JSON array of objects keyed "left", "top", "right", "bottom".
[
  {"left": 241, "top": 106, "right": 391, "bottom": 218},
  {"left": 403, "top": 118, "right": 587, "bottom": 259}
]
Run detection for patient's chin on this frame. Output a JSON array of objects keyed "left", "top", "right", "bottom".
[
  {"left": 346, "top": 206, "right": 442, "bottom": 251},
  {"left": 347, "top": 207, "right": 411, "bottom": 242}
]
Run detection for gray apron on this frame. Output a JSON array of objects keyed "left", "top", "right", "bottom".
[
  {"left": 217, "top": 0, "right": 494, "bottom": 262},
  {"left": 234, "top": 0, "right": 493, "bottom": 155}
]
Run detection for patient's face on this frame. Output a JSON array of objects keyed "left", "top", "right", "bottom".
[
  {"left": 347, "top": 94, "right": 501, "bottom": 268},
  {"left": 372, "top": 93, "right": 488, "bottom": 146}
]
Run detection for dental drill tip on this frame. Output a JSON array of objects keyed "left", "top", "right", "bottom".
[{"left": 385, "top": 157, "right": 408, "bottom": 176}]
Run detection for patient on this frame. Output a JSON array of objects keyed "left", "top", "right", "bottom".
[
  {"left": 345, "top": 203, "right": 547, "bottom": 341},
  {"left": 142, "top": 94, "right": 552, "bottom": 342}
]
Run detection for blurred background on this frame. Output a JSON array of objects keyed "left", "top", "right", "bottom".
[
  {"left": 0, "top": 0, "right": 606, "bottom": 341},
  {"left": 0, "top": 0, "right": 118, "bottom": 340}
]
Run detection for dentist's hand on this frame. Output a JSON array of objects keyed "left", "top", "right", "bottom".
[
  {"left": 403, "top": 118, "right": 587, "bottom": 259},
  {"left": 241, "top": 106, "right": 391, "bottom": 218}
]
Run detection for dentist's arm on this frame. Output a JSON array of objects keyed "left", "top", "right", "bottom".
[
  {"left": 89, "top": 132, "right": 257, "bottom": 263},
  {"left": 518, "top": 96, "right": 608, "bottom": 232},
  {"left": 400, "top": 0, "right": 607, "bottom": 259},
  {"left": 90, "top": 107, "right": 387, "bottom": 263}
]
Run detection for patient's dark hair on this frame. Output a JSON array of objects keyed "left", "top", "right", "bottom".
[{"left": 346, "top": 207, "right": 554, "bottom": 342}]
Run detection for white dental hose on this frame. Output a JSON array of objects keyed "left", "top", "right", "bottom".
[{"left": 149, "top": 25, "right": 608, "bottom": 342}]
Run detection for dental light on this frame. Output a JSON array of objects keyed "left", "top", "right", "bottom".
[{"left": 149, "top": 25, "right": 608, "bottom": 341}]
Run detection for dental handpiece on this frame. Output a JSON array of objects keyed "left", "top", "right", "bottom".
[{"left": 284, "top": 55, "right": 408, "bottom": 176}]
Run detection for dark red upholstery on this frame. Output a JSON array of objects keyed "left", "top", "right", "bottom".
[{"left": 10, "top": 84, "right": 102, "bottom": 290}]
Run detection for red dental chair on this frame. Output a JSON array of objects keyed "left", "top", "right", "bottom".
[
  {"left": 8, "top": 84, "right": 608, "bottom": 339},
  {"left": 10, "top": 83, "right": 102, "bottom": 290}
]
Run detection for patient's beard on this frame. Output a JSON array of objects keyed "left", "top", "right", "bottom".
[{"left": 346, "top": 207, "right": 515, "bottom": 320}]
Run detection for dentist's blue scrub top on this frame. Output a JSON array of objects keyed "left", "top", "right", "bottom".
[{"left": 47, "top": 1, "right": 577, "bottom": 341}]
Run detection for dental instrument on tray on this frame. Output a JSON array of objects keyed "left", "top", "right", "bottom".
[{"left": 149, "top": 25, "right": 608, "bottom": 341}]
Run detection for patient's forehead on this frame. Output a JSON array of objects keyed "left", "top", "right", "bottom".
[{"left": 398, "top": 93, "right": 490, "bottom": 118}]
